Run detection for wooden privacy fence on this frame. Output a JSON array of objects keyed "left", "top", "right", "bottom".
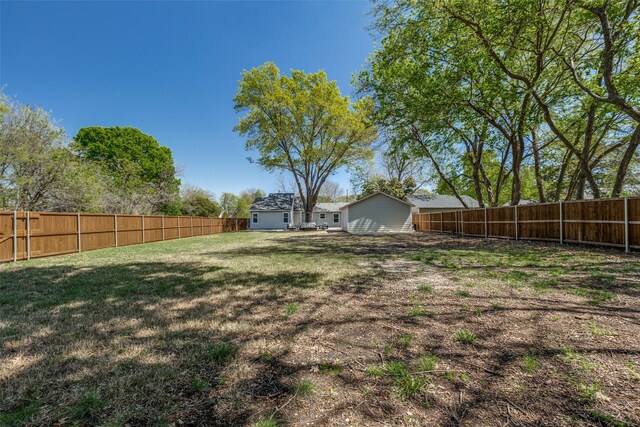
[
  {"left": 0, "top": 211, "right": 248, "bottom": 263},
  {"left": 412, "top": 197, "right": 640, "bottom": 253}
]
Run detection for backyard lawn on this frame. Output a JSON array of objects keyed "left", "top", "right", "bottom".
[{"left": 1, "top": 231, "right": 639, "bottom": 426}]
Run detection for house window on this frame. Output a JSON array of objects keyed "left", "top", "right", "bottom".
[
  {"left": 283, "top": 212, "right": 289, "bottom": 223},
  {"left": 320, "top": 213, "right": 326, "bottom": 219},
  {"left": 333, "top": 213, "right": 340, "bottom": 223},
  {"left": 252, "top": 213, "right": 258, "bottom": 224}
]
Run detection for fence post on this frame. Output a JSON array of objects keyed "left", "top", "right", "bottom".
[
  {"left": 429, "top": 214, "right": 432, "bottom": 233},
  {"left": 559, "top": 201, "right": 563, "bottom": 245},
  {"left": 210, "top": 218, "right": 213, "bottom": 234},
  {"left": 77, "top": 213, "right": 81, "bottom": 252},
  {"left": 178, "top": 217, "right": 181, "bottom": 239},
  {"left": 514, "top": 205, "right": 519, "bottom": 241},
  {"left": 624, "top": 197, "right": 630, "bottom": 253},
  {"left": 114, "top": 214, "right": 118, "bottom": 247},
  {"left": 190, "top": 216, "right": 193, "bottom": 237},
  {"left": 161, "top": 215, "right": 165, "bottom": 241},
  {"left": 141, "top": 215, "right": 145, "bottom": 243},
  {"left": 13, "top": 211, "right": 17, "bottom": 262},
  {"left": 484, "top": 207, "right": 488, "bottom": 239},
  {"left": 26, "top": 211, "right": 31, "bottom": 260},
  {"left": 461, "top": 211, "right": 464, "bottom": 236}
]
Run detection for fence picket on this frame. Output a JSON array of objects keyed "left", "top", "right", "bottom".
[
  {"left": 1, "top": 211, "right": 247, "bottom": 263},
  {"left": 412, "top": 197, "right": 638, "bottom": 252}
]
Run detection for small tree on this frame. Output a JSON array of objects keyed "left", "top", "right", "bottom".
[
  {"left": 180, "top": 184, "right": 221, "bottom": 217},
  {"left": 234, "top": 62, "right": 377, "bottom": 221}
]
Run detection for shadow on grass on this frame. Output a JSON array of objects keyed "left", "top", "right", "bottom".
[
  {"left": 0, "top": 258, "right": 339, "bottom": 426},
  {"left": 2, "top": 232, "right": 639, "bottom": 426}
]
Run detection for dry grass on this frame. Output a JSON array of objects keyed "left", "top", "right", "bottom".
[{"left": 1, "top": 231, "right": 639, "bottom": 426}]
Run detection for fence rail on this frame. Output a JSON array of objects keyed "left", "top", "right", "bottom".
[
  {"left": 0, "top": 211, "right": 248, "bottom": 263},
  {"left": 412, "top": 197, "right": 640, "bottom": 252}
]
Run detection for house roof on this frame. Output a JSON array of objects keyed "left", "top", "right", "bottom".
[
  {"left": 340, "top": 192, "right": 414, "bottom": 210},
  {"left": 314, "top": 202, "right": 348, "bottom": 212},
  {"left": 250, "top": 193, "right": 304, "bottom": 211},
  {"left": 501, "top": 199, "right": 537, "bottom": 207},
  {"left": 408, "top": 194, "right": 480, "bottom": 209}
]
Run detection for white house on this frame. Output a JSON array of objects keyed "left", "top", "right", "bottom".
[
  {"left": 249, "top": 193, "right": 304, "bottom": 230},
  {"left": 249, "top": 192, "right": 415, "bottom": 233},
  {"left": 314, "top": 202, "right": 348, "bottom": 229},
  {"left": 340, "top": 192, "right": 414, "bottom": 233}
]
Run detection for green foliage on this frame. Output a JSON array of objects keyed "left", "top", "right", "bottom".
[
  {"left": 359, "top": 0, "right": 640, "bottom": 202},
  {"left": 408, "top": 306, "right": 431, "bottom": 317},
  {"left": 284, "top": 302, "right": 299, "bottom": 316},
  {"left": 319, "top": 362, "right": 343, "bottom": 375},
  {"left": 73, "top": 126, "right": 180, "bottom": 214},
  {"left": 207, "top": 341, "right": 237, "bottom": 363},
  {"left": 417, "top": 354, "right": 439, "bottom": 372},
  {"left": 0, "top": 93, "right": 72, "bottom": 211},
  {"left": 191, "top": 376, "right": 211, "bottom": 392},
  {"left": 234, "top": 62, "right": 376, "bottom": 216},
  {"left": 0, "top": 400, "right": 41, "bottom": 426},
  {"left": 180, "top": 185, "right": 221, "bottom": 217},
  {"left": 365, "top": 365, "right": 386, "bottom": 376},
  {"left": 454, "top": 330, "right": 478, "bottom": 344},
  {"left": 293, "top": 379, "right": 314, "bottom": 396},
  {"left": 522, "top": 354, "right": 538, "bottom": 373},
  {"left": 360, "top": 176, "right": 416, "bottom": 199},
  {"left": 66, "top": 392, "right": 105, "bottom": 422}
]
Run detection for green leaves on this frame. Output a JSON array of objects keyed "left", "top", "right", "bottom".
[{"left": 233, "top": 62, "right": 377, "bottom": 215}]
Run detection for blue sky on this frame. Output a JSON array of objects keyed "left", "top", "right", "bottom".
[{"left": 0, "top": 0, "right": 374, "bottom": 196}]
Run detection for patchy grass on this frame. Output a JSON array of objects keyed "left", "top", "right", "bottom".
[
  {"left": 319, "top": 362, "right": 343, "bottom": 375},
  {"left": 1, "top": 231, "right": 639, "bottom": 426},
  {"left": 407, "top": 305, "right": 431, "bottom": 317},
  {"left": 284, "top": 302, "right": 299, "bottom": 316},
  {"left": 454, "top": 329, "right": 478, "bottom": 344}
]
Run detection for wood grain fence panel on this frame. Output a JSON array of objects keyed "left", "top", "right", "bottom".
[
  {"left": 487, "top": 207, "right": 515, "bottom": 238},
  {"left": 411, "top": 197, "right": 638, "bottom": 251},
  {"left": 179, "top": 217, "right": 192, "bottom": 238},
  {"left": 116, "top": 215, "right": 143, "bottom": 247},
  {"left": 80, "top": 214, "right": 116, "bottom": 251},
  {"left": 0, "top": 212, "right": 248, "bottom": 263},
  {"left": 144, "top": 216, "right": 163, "bottom": 243},
  {"left": 461, "top": 209, "right": 485, "bottom": 236},
  {"left": 563, "top": 199, "right": 625, "bottom": 246},
  {"left": 0, "top": 212, "right": 14, "bottom": 262},
  {"left": 30, "top": 213, "right": 78, "bottom": 258},
  {"left": 518, "top": 203, "right": 560, "bottom": 240},
  {"left": 441, "top": 211, "right": 457, "bottom": 233},
  {"left": 163, "top": 216, "right": 179, "bottom": 240},
  {"left": 630, "top": 198, "right": 640, "bottom": 249}
]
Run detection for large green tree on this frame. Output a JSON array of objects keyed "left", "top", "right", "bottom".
[
  {"left": 359, "top": 0, "right": 640, "bottom": 203},
  {"left": 233, "top": 62, "right": 377, "bottom": 220},
  {"left": 72, "top": 127, "right": 180, "bottom": 214}
]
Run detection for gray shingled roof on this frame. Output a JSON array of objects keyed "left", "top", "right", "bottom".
[
  {"left": 314, "top": 202, "right": 348, "bottom": 212},
  {"left": 250, "top": 193, "right": 304, "bottom": 211},
  {"left": 501, "top": 199, "right": 537, "bottom": 207},
  {"left": 408, "top": 194, "right": 480, "bottom": 209}
]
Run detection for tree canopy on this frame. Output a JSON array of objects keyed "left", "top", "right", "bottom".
[
  {"left": 234, "top": 62, "right": 377, "bottom": 220},
  {"left": 73, "top": 126, "right": 180, "bottom": 214},
  {"left": 358, "top": 0, "right": 640, "bottom": 205}
]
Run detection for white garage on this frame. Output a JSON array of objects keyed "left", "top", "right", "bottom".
[{"left": 340, "top": 192, "right": 414, "bottom": 233}]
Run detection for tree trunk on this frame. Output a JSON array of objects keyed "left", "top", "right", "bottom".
[
  {"left": 531, "top": 130, "right": 546, "bottom": 202},
  {"left": 611, "top": 124, "right": 640, "bottom": 197}
]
